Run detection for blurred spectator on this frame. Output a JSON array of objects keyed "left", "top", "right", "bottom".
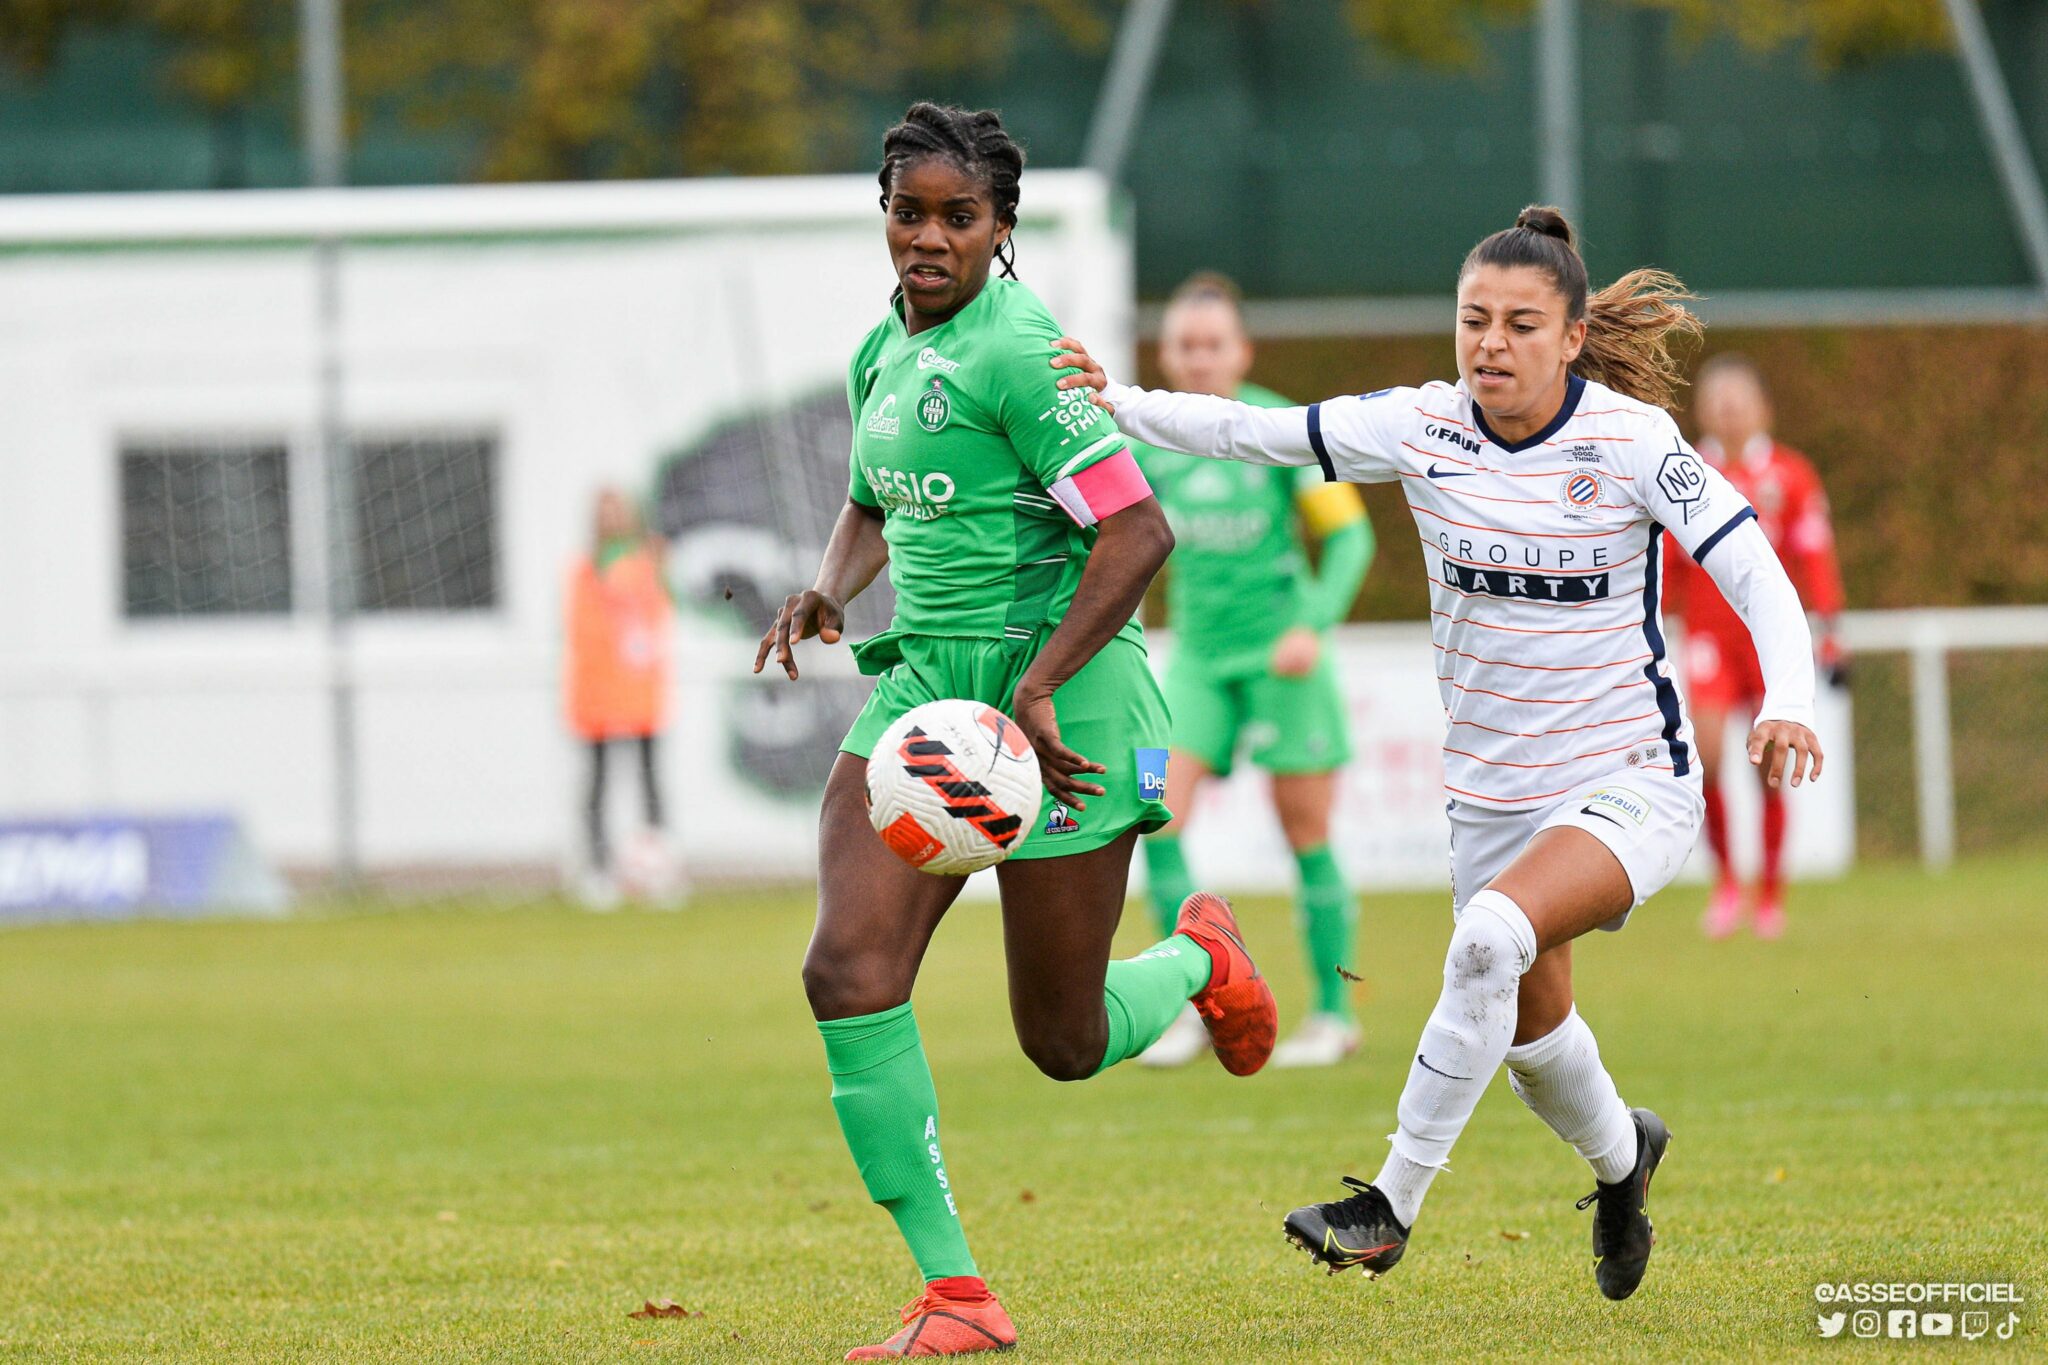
[
  {"left": 1667, "top": 355, "right": 1845, "bottom": 940},
  {"left": 564, "top": 488, "right": 676, "bottom": 906}
]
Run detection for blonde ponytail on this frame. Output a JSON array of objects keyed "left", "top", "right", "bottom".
[{"left": 1573, "top": 269, "right": 1703, "bottom": 409}]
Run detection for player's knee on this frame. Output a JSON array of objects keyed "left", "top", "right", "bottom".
[
  {"left": 800, "top": 947, "right": 907, "bottom": 1022},
  {"left": 1444, "top": 891, "right": 1538, "bottom": 994},
  {"left": 1015, "top": 1025, "right": 1102, "bottom": 1082}
]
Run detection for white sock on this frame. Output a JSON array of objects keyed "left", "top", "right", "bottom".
[
  {"left": 1373, "top": 889, "right": 1538, "bottom": 1226},
  {"left": 1505, "top": 1006, "right": 1638, "bottom": 1185},
  {"left": 1372, "top": 1150, "right": 1437, "bottom": 1230}
]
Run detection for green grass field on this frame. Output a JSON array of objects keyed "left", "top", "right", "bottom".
[{"left": 2, "top": 855, "right": 2043, "bottom": 1362}]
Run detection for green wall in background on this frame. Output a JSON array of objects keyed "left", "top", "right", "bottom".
[{"left": 4, "top": 1, "right": 2045, "bottom": 297}]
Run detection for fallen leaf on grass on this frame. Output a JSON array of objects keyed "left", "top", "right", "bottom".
[
  {"left": 628, "top": 1300, "right": 703, "bottom": 1319},
  {"left": 1019, "top": 1190, "right": 1036, "bottom": 1204},
  {"left": 1767, "top": 1167, "right": 1788, "bottom": 1184},
  {"left": 1499, "top": 1229, "right": 1529, "bottom": 1241},
  {"left": 1335, "top": 966, "right": 1364, "bottom": 984}
]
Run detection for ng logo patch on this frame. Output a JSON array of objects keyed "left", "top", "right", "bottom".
[
  {"left": 1136, "top": 748, "right": 1169, "bottom": 801},
  {"left": 1655, "top": 451, "right": 1707, "bottom": 522}
]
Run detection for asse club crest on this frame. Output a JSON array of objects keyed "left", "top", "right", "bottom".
[{"left": 916, "top": 378, "right": 951, "bottom": 433}]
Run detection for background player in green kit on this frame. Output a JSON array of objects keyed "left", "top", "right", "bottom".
[
  {"left": 752, "top": 104, "right": 1278, "bottom": 1362},
  {"left": 1134, "top": 274, "right": 1377, "bottom": 1071}
]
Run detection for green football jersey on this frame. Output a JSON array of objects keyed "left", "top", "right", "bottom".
[
  {"left": 846, "top": 277, "right": 1135, "bottom": 646},
  {"left": 1135, "top": 382, "right": 1324, "bottom": 673}
]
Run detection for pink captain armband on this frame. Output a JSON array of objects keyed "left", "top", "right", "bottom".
[{"left": 1046, "top": 448, "right": 1151, "bottom": 528}]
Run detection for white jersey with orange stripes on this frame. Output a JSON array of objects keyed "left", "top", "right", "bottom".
[{"left": 1101, "top": 372, "right": 1816, "bottom": 810}]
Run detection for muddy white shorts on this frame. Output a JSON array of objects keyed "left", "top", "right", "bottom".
[{"left": 1447, "top": 767, "right": 1705, "bottom": 931}]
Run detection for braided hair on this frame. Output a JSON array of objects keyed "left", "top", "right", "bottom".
[
  {"left": 877, "top": 101, "right": 1026, "bottom": 279},
  {"left": 1461, "top": 205, "right": 1703, "bottom": 410}
]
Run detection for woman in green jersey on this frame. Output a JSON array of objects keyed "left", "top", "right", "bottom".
[
  {"left": 1133, "top": 273, "right": 1377, "bottom": 1071},
  {"left": 752, "top": 103, "right": 1278, "bottom": 1362}
]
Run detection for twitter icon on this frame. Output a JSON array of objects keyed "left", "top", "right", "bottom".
[{"left": 1817, "top": 1312, "right": 1847, "bottom": 1338}]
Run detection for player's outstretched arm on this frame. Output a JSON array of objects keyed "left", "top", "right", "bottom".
[
  {"left": 1049, "top": 336, "right": 1321, "bottom": 469},
  {"left": 1641, "top": 427, "right": 1823, "bottom": 790},
  {"left": 754, "top": 498, "right": 888, "bottom": 681},
  {"left": 1011, "top": 496, "right": 1174, "bottom": 809}
]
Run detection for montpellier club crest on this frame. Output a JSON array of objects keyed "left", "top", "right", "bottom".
[{"left": 1559, "top": 470, "right": 1602, "bottom": 509}]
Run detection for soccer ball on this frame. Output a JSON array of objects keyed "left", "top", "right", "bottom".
[{"left": 865, "top": 699, "right": 1042, "bottom": 876}]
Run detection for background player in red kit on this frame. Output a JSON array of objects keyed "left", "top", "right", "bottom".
[{"left": 1667, "top": 354, "right": 1845, "bottom": 939}]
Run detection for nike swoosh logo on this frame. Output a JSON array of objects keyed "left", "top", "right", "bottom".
[
  {"left": 1580, "top": 806, "right": 1624, "bottom": 828},
  {"left": 1324, "top": 1229, "right": 1403, "bottom": 1261},
  {"left": 1426, "top": 464, "right": 1475, "bottom": 479},
  {"left": 1417, "top": 1053, "right": 1472, "bottom": 1081}
]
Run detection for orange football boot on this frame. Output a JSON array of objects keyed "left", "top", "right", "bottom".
[
  {"left": 844, "top": 1284, "right": 1016, "bottom": 1360},
  {"left": 1175, "top": 892, "right": 1278, "bottom": 1076}
]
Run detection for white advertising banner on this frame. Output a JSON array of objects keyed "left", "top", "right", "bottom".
[
  {"left": 1137, "top": 628, "right": 1854, "bottom": 896},
  {"left": 684, "top": 622, "right": 1855, "bottom": 897}
]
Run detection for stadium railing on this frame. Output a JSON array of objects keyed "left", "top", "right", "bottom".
[{"left": 1839, "top": 604, "right": 2048, "bottom": 870}]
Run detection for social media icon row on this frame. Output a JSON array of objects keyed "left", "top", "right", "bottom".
[{"left": 1819, "top": 1309, "right": 2019, "bottom": 1339}]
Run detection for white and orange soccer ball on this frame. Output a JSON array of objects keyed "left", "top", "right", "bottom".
[{"left": 865, "top": 699, "right": 1042, "bottom": 876}]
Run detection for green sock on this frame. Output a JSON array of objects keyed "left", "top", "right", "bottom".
[
  {"left": 1143, "top": 835, "right": 1195, "bottom": 940},
  {"left": 1095, "top": 932, "right": 1213, "bottom": 1074},
  {"left": 1295, "top": 844, "right": 1357, "bottom": 1020},
  {"left": 817, "top": 1003, "right": 977, "bottom": 1281}
]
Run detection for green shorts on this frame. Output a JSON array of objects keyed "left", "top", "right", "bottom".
[
  {"left": 1164, "top": 649, "right": 1352, "bottom": 778},
  {"left": 841, "top": 627, "right": 1173, "bottom": 860}
]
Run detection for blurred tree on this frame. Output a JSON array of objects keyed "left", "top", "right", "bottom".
[
  {"left": 1343, "top": 0, "right": 1950, "bottom": 67},
  {"left": 0, "top": 0, "right": 283, "bottom": 107},
  {"left": 1340, "top": 0, "right": 1531, "bottom": 67},
  {"left": 0, "top": 0, "right": 1109, "bottom": 181},
  {"left": 0, "top": 0, "right": 289, "bottom": 187},
  {"left": 1627, "top": 0, "right": 1951, "bottom": 65},
  {"left": 372, "top": 0, "right": 1113, "bottom": 180},
  {"left": 0, "top": 0, "right": 1952, "bottom": 181}
]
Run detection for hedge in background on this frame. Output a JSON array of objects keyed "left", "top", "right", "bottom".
[
  {"left": 1151, "top": 324, "right": 2048, "bottom": 621},
  {"left": 1138, "top": 323, "right": 2048, "bottom": 858}
]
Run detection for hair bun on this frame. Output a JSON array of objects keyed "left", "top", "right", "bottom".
[{"left": 1515, "top": 204, "right": 1576, "bottom": 248}]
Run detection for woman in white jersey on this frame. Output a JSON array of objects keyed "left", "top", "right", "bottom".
[{"left": 1050, "top": 205, "right": 1822, "bottom": 1301}]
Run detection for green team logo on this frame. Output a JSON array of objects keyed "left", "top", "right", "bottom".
[{"left": 917, "top": 379, "right": 951, "bottom": 433}]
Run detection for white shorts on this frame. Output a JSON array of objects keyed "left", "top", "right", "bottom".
[{"left": 1447, "top": 768, "right": 1705, "bottom": 931}]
